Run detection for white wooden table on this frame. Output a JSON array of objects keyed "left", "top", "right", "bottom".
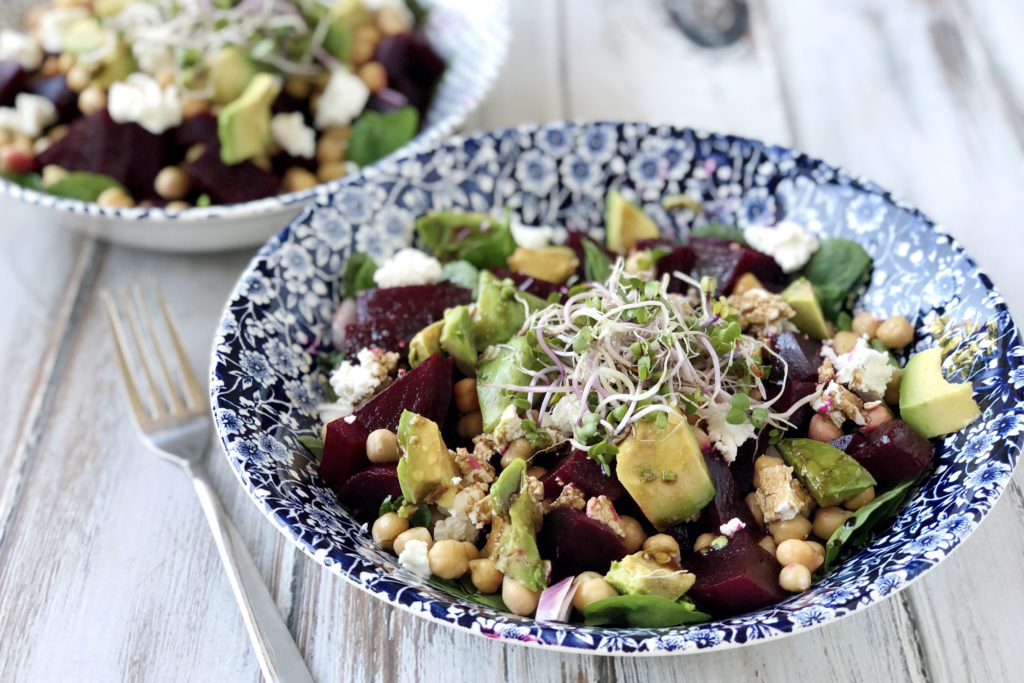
[{"left": 3, "top": 1, "right": 1023, "bottom": 680}]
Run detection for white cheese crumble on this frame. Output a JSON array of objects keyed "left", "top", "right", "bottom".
[
  {"left": 541, "top": 394, "right": 582, "bottom": 439},
  {"left": 34, "top": 7, "right": 89, "bottom": 53},
  {"left": 753, "top": 462, "right": 813, "bottom": 523},
  {"left": 433, "top": 489, "right": 482, "bottom": 542},
  {"left": 492, "top": 404, "right": 525, "bottom": 450},
  {"left": 322, "top": 348, "right": 398, "bottom": 420},
  {"left": 314, "top": 68, "right": 370, "bottom": 130},
  {"left": 397, "top": 539, "right": 431, "bottom": 578},
  {"left": 823, "top": 338, "right": 895, "bottom": 401},
  {"left": 132, "top": 42, "right": 176, "bottom": 78},
  {"left": 372, "top": 248, "right": 443, "bottom": 288},
  {"left": 719, "top": 517, "right": 746, "bottom": 538},
  {"left": 702, "top": 409, "right": 756, "bottom": 464},
  {"left": 510, "top": 220, "right": 557, "bottom": 250},
  {"left": 271, "top": 112, "right": 316, "bottom": 159},
  {"left": 0, "top": 94, "right": 57, "bottom": 137},
  {"left": 0, "top": 30, "right": 42, "bottom": 70},
  {"left": 811, "top": 380, "right": 866, "bottom": 427},
  {"left": 108, "top": 73, "right": 183, "bottom": 135},
  {"left": 744, "top": 220, "right": 820, "bottom": 273}
]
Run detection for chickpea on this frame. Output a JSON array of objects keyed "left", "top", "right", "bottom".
[
  {"left": 181, "top": 97, "right": 210, "bottom": 119},
  {"left": 768, "top": 516, "right": 812, "bottom": 544},
  {"left": 371, "top": 512, "right": 409, "bottom": 550},
  {"left": 842, "top": 486, "right": 875, "bottom": 511},
  {"left": 808, "top": 414, "right": 842, "bottom": 442},
  {"left": 500, "top": 437, "right": 531, "bottom": 467},
  {"left": 316, "top": 136, "right": 346, "bottom": 164},
  {"left": 643, "top": 534, "right": 680, "bottom": 565},
  {"left": 731, "top": 271, "right": 764, "bottom": 296},
  {"left": 619, "top": 515, "right": 646, "bottom": 553},
  {"left": 57, "top": 52, "right": 75, "bottom": 73},
  {"left": 457, "top": 411, "right": 484, "bottom": 440},
  {"left": 571, "top": 577, "right": 618, "bottom": 611},
  {"left": 96, "top": 187, "right": 135, "bottom": 208},
  {"left": 284, "top": 76, "right": 312, "bottom": 99},
  {"left": 832, "top": 331, "right": 860, "bottom": 354},
  {"left": 154, "top": 166, "right": 191, "bottom": 200},
  {"left": 47, "top": 125, "right": 69, "bottom": 144},
  {"left": 876, "top": 315, "right": 914, "bottom": 349},
  {"left": 78, "top": 87, "right": 107, "bottom": 116},
  {"left": 377, "top": 5, "right": 409, "bottom": 35},
  {"left": 806, "top": 540, "right": 826, "bottom": 559},
  {"left": 453, "top": 378, "right": 480, "bottom": 414},
  {"left": 851, "top": 311, "right": 881, "bottom": 339},
  {"left": 40, "top": 56, "right": 61, "bottom": 78},
  {"left": 813, "top": 506, "right": 853, "bottom": 540},
  {"left": 754, "top": 454, "right": 785, "bottom": 477},
  {"left": 779, "top": 563, "right": 812, "bottom": 592},
  {"left": 461, "top": 542, "right": 480, "bottom": 561},
  {"left": 428, "top": 540, "right": 470, "bottom": 579},
  {"left": 323, "top": 125, "right": 352, "bottom": 142},
  {"left": 65, "top": 65, "right": 91, "bottom": 93},
  {"left": 186, "top": 143, "right": 207, "bottom": 163},
  {"left": 693, "top": 532, "right": 716, "bottom": 552},
  {"left": 776, "top": 539, "right": 823, "bottom": 572},
  {"left": 884, "top": 368, "right": 903, "bottom": 405},
  {"left": 366, "top": 428, "right": 400, "bottom": 464},
  {"left": 41, "top": 164, "right": 68, "bottom": 187},
  {"left": 282, "top": 167, "right": 318, "bottom": 193},
  {"left": 468, "top": 558, "right": 502, "bottom": 594},
  {"left": 156, "top": 70, "right": 176, "bottom": 88},
  {"left": 502, "top": 576, "right": 541, "bottom": 616},
  {"left": 349, "top": 32, "right": 379, "bottom": 66},
  {"left": 757, "top": 535, "right": 777, "bottom": 557},
  {"left": 317, "top": 162, "right": 348, "bottom": 183},
  {"left": 745, "top": 492, "right": 765, "bottom": 527},
  {"left": 358, "top": 61, "right": 388, "bottom": 93},
  {"left": 863, "top": 404, "right": 893, "bottom": 434},
  {"left": 526, "top": 466, "right": 547, "bottom": 479},
  {"left": 165, "top": 200, "right": 191, "bottom": 213},
  {"left": 393, "top": 526, "right": 432, "bottom": 556},
  {"left": 252, "top": 155, "right": 272, "bottom": 172}
]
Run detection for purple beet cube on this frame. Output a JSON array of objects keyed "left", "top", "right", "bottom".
[
  {"left": 537, "top": 506, "right": 628, "bottom": 581},
  {"left": 355, "top": 283, "right": 473, "bottom": 324},
  {"left": 29, "top": 75, "right": 79, "bottom": 122},
  {"left": 173, "top": 112, "right": 219, "bottom": 151},
  {"left": 768, "top": 379, "right": 818, "bottom": 431},
  {"left": 185, "top": 145, "right": 281, "bottom": 205},
  {"left": 681, "top": 531, "right": 788, "bottom": 616},
  {"left": 540, "top": 449, "right": 626, "bottom": 501},
  {"left": 374, "top": 32, "right": 445, "bottom": 113},
  {"left": 367, "top": 88, "right": 410, "bottom": 114},
  {"left": 773, "top": 331, "right": 823, "bottom": 383},
  {"left": 343, "top": 312, "right": 436, "bottom": 357},
  {"left": 337, "top": 464, "right": 402, "bottom": 523},
  {"left": 703, "top": 455, "right": 760, "bottom": 532},
  {"left": 491, "top": 267, "right": 564, "bottom": 301},
  {"left": 0, "top": 60, "right": 26, "bottom": 107},
  {"left": 321, "top": 419, "right": 371, "bottom": 493},
  {"left": 849, "top": 419, "right": 934, "bottom": 486},
  {"left": 656, "top": 246, "right": 697, "bottom": 293},
  {"left": 829, "top": 433, "right": 866, "bottom": 454},
  {"left": 689, "top": 237, "right": 785, "bottom": 293}
]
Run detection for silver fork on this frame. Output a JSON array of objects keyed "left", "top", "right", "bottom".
[{"left": 104, "top": 285, "right": 315, "bottom": 683}]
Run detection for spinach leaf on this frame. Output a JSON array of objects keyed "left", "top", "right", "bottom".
[
  {"left": 691, "top": 222, "right": 747, "bottom": 245},
  {"left": 347, "top": 107, "right": 420, "bottom": 167},
  {"left": 439, "top": 260, "right": 480, "bottom": 295},
  {"left": 822, "top": 476, "right": 917, "bottom": 572},
  {"left": 343, "top": 252, "right": 378, "bottom": 298},
  {"left": 379, "top": 494, "right": 405, "bottom": 517},
  {"left": 799, "top": 238, "right": 872, "bottom": 320},
  {"left": 403, "top": 0, "right": 430, "bottom": 27},
  {"left": 581, "top": 236, "right": 613, "bottom": 282},
  {"left": 431, "top": 576, "right": 508, "bottom": 611},
  {"left": 47, "top": 172, "right": 124, "bottom": 202},
  {"left": 296, "top": 435, "right": 324, "bottom": 463},
  {"left": 581, "top": 594, "right": 710, "bottom": 628},
  {"left": 407, "top": 504, "right": 431, "bottom": 528},
  {"left": 1, "top": 171, "right": 44, "bottom": 191},
  {"left": 416, "top": 211, "right": 515, "bottom": 269}
]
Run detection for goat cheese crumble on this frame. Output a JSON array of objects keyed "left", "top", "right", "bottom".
[
  {"left": 823, "top": 337, "right": 895, "bottom": 401},
  {"left": 34, "top": 7, "right": 89, "bottom": 53},
  {"left": 719, "top": 517, "right": 746, "bottom": 538},
  {"left": 397, "top": 539, "right": 431, "bottom": 578},
  {"left": 372, "top": 248, "right": 443, "bottom": 288},
  {"left": 0, "top": 94, "right": 57, "bottom": 137},
  {"left": 492, "top": 404, "right": 525, "bottom": 450},
  {"left": 271, "top": 112, "right": 316, "bottom": 159},
  {"left": 0, "top": 30, "right": 42, "bottom": 70},
  {"left": 510, "top": 220, "right": 557, "bottom": 250},
  {"left": 702, "top": 409, "right": 756, "bottom": 463},
  {"left": 744, "top": 220, "right": 820, "bottom": 273},
  {"left": 314, "top": 68, "right": 370, "bottom": 130},
  {"left": 108, "top": 73, "right": 183, "bottom": 135},
  {"left": 541, "top": 394, "right": 582, "bottom": 439},
  {"left": 322, "top": 348, "right": 399, "bottom": 421}
]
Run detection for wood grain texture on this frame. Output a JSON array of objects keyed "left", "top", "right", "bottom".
[{"left": 1, "top": 0, "right": 1022, "bottom": 681}]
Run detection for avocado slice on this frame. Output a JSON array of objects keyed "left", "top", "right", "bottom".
[
  {"left": 494, "top": 467, "right": 546, "bottom": 591},
  {"left": 605, "top": 188, "right": 659, "bottom": 254},
  {"left": 396, "top": 410, "right": 459, "bottom": 508},
  {"left": 473, "top": 270, "right": 548, "bottom": 349},
  {"left": 210, "top": 46, "right": 259, "bottom": 105},
  {"left": 409, "top": 320, "right": 444, "bottom": 368},
  {"left": 781, "top": 277, "right": 830, "bottom": 340},
  {"left": 322, "top": 0, "right": 373, "bottom": 63},
  {"left": 91, "top": 40, "right": 136, "bottom": 89},
  {"left": 899, "top": 347, "right": 981, "bottom": 438},
  {"left": 490, "top": 458, "right": 527, "bottom": 513},
  {"left": 439, "top": 305, "right": 478, "bottom": 375},
  {"left": 605, "top": 552, "right": 695, "bottom": 601},
  {"left": 217, "top": 73, "right": 282, "bottom": 166},
  {"left": 476, "top": 335, "right": 534, "bottom": 433},
  {"left": 776, "top": 438, "right": 876, "bottom": 507},
  {"left": 62, "top": 18, "right": 111, "bottom": 56},
  {"left": 616, "top": 412, "right": 716, "bottom": 531},
  {"left": 506, "top": 246, "right": 579, "bottom": 284}
]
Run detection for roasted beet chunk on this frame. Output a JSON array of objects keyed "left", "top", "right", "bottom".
[
  {"left": 185, "top": 144, "right": 280, "bottom": 204},
  {"left": 772, "top": 331, "right": 823, "bottom": 383},
  {"left": 848, "top": 419, "right": 934, "bottom": 486},
  {"left": 540, "top": 449, "right": 625, "bottom": 501},
  {"left": 337, "top": 464, "right": 402, "bottom": 523},
  {"left": 173, "top": 112, "right": 219, "bottom": 151},
  {"left": 682, "top": 531, "right": 788, "bottom": 616},
  {"left": 656, "top": 246, "right": 697, "bottom": 293},
  {"left": 768, "top": 379, "right": 817, "bottom": 431},
  {"left": 702, "top": 455, "right": 760, "bottom": 532},
  {"left": 343, "top": 313, "right": 428, "bottom": 357},
  {"left": 374, "top": 32, "right": 445, "bottom": 114},
  {"left": 0, "top": 60, "right": 26, "bottom": 107},
  {"left": 688, "top": 237, "right": 785, "bottom": 293},
  {"left": 537, "top": 506, "right": 628, "bottom": 581},
  {"left": 355, "top": 282, "right": 473, "bottom": 323},
  {"left": 29, "top": 75, "right": 79, "bottom": 122}
]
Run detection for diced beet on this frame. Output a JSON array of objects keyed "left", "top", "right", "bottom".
[
  {"left": 848, "top": 419, "right": 934, "bottom": 486},
  {"left": 656, "top": 246, "right": 697, "bottom": 293},
  {"left": 272, "top": 91, "right": 312, "bottom": 124},
  {"left": 829, "top": 433, "right": 866, "bottom": 454},
  {"left": 320, "top": 354, "right": 454, "bottom": 492},
  {"left": 772, "top": 331, "right": 823, "bottom": 383},
  {"left": 665, "top": 519, "right": 704, "bottom": 553},
  {"left": 355, "top": 282, "right": 473, "bottom": 323},
  {"left": 36, "top": 111, "right": 167, "bottom": 200},
  {"left": 374, "top": 32, "right": 445, "bottom": 114},
  {"left": 343, "top": 312, "right": 435, "bottom": 357},
  {"left": 537, "top": 506, "right": 628, "bottom": 581},
  {"left": 491, "top": 267, "right": 564, "bottom": 301},
  {"left": 681, "top": 531, "right": 788, "bottom": 616},
  {"left": 173, "top": 112, "right": 219, "bottom": 151},
  {"left": 29, "top": 75, "right": 79, "bottom": 122},
  {"left": 688, "top": 237, "right": 785, "bottom": 293},
  {"left": 0, "top": 61, "right": 26, "bottom": 107},
  {"left": 768, "top": 379, "right": 817, "bottom": 431},
  {"left": 185, "top": 145, "right": 280, "bottom": 204},
  {"left": 337, "top": 464, "right": 402, "bottom": 523},
  {"left": 540, "top": 449, "right": 625, "bottom": 501},
  {"left": 702, "top": 455, "right": 760, "bottom": 533},
  {"left": 367, "top": 88, "right": 410, "bottom": 114}
]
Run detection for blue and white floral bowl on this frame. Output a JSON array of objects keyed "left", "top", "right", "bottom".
[
  {"left": 0, "top": 0, "right": 508, "bottom": 253},
  {"left": 210, "top": 122, "right": 1024, "bottom": 654}
]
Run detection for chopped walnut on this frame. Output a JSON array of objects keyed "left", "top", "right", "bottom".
[
  {"left": 753, "top": 463, "right": 815, "bottom": 523},
  {"left": 585, "top": 495, "right": 625, "bottom": 538},
  {"left": 466, "top": 484, "right": 494, "bottom": 528},
  {"left": 471, "top": 434, "right": 499, "bottom": 460},
  {"left": 811, "top": 380, "right": 866, "bottom": 427},
  {"left": 453, "top": 447, "right": 495, "bottom": 485},
  {"left": 727, "top": 288, "right": 796, "bottom": 337},
  {"left": 548, "top": 483, "right": 586, "bottom": 512},
  {"left": 817, "top": 359, "right": 835, "bottom": 384}
]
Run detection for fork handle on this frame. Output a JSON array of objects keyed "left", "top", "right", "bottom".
[{"left": 191, "top": 469, "right": 315, "bottom": 683}]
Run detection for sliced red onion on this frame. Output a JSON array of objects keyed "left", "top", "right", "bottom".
[
  {"left": 330, "top": 298, "right": 358, "bottom": 349},
  {"left": 534, "top": 576, "right": 576, "bottom": 623}
]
